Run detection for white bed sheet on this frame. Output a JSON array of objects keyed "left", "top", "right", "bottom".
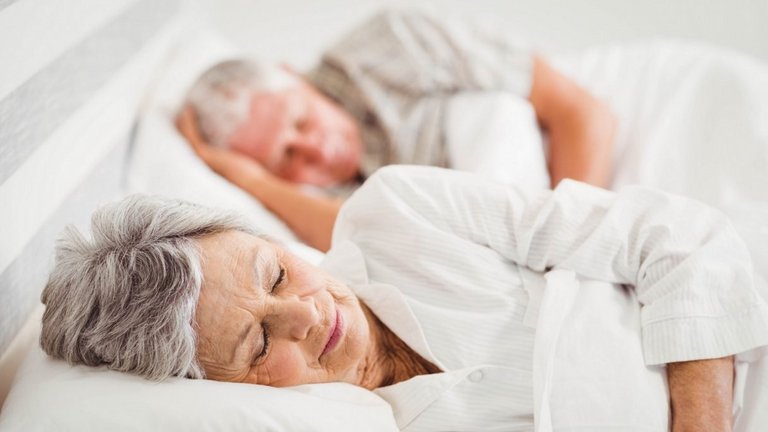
[
  {"left": 551, "top": 42, "right": 768, "bottom": 269},
  {"left": 4, "top": 31, "right": 766, "bottom": 431}
]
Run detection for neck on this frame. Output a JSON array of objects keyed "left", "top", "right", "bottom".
[{"left": 357, "top": 303, "right": 441, "bottom": 390}]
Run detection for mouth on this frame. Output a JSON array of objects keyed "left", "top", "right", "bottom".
[{"left": 321, "top": 306, "right": 344, "bottom": 357}]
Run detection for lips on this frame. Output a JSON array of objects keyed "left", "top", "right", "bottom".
[{"left": 321, "top": 307, "right": 344, "bottom": 357}]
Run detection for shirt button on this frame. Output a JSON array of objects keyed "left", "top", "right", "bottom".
[{"left": 468, "top": 370, "right": 484, "bottom": 383}]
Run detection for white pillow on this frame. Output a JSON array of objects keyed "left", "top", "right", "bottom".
[
  {"left": 0, "top": 231, "right": 373, "bottom": 432},
  {"left": 0, "top": 346, "right": 396, "bottom": 432},
  {"left": 444, "top": 92, "right": 550, "bottom": 190},
  {"left": 127, "top": 26, "right": 298, "bottom": 242}
]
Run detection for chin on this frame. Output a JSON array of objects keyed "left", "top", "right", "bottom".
[{"left": 330, "top": 159, "right": 361, "bottom": 186}]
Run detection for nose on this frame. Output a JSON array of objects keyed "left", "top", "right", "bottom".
[
  {"left": 269, "top": 295, "right": 320, "bottom": 341},
  {"left": 286, "top": 131, "right": 329, "bottom": 165}
]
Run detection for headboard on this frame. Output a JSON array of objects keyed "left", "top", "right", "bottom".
[{"left": 0, "top": 0, "right": 184, "bottom": 407}]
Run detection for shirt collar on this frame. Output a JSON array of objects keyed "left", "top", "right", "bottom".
[
  {"left": 375, "top": 366, "right": 479, "bottom": 429},
  {"left": 320, "top": 240, "right": 446, "bottom": 371}
]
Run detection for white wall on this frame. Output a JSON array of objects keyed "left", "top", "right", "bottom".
[{"left": 189, "top": 0, "right": 768, "bottom": 68}]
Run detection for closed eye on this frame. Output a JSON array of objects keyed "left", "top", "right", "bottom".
[
  {"left": 256, "top": 325, "right": 270, "bottom": 362},
  {"left": 271, "top": 266, "right": 285, "bottom": 293},
  {"left": 256, "top": 267, "right": 284, "bottom": 362}
]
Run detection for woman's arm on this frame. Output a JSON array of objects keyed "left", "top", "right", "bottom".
[
  {"left": 176, "top": 108, "right": 340, "bottom": 251},
  {"left": 527, "top": 62, "right": 734, "bottom": 430},
  {"left": 529, "top": 56, "right": 617, "bottom": 188},
  {"left": 340, "top": 166, "right": 762, "bottom": 429},
  {"left": 341, "top": 165, "right": 767, "bottom": 365},
  {"left": 668, "top": 356, "right": 734, "bottom": 432}
]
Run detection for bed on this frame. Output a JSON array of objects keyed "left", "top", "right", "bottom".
[{"left": 1, "top": 1, "right": 767, "bottom": 430}]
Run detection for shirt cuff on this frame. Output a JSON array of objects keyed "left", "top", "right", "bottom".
[{"left": 642, "top": 303, "right": 768, "bottom": 365}]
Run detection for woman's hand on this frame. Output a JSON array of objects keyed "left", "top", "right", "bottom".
[{"left": 175, "top": 107, "right": 268, "bottom": 188}]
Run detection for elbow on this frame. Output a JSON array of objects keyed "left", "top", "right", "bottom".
[
  {"left": 591, "top": 98, "right": 618, "bottom": 142},
  {"left": 548, "top": 98, "right": 618, "bottom": 189},
  {"left": 579, "top": 98, "right": 618, "bottom": 188},
  {"left": 572, "top": 94, "right": 618, "bottom": 146}
]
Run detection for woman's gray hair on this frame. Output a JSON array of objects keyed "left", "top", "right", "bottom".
[
  {"left": 40, "top": 194, "right": 257, "bottom": 380},
  {"left": 185, "top": 59, "right": 299, "bottom": 148}
]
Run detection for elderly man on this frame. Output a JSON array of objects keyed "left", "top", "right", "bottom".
[
  {"left": 41, "top": 166, "right": 768, "bottom": 431},
  {"left": 177, "top": 10, "right": 617, "bottom": 251}
]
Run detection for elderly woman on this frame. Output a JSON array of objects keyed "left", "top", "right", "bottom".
[{"left": 40, "top": 166, "right": 768, "bottom": 431}]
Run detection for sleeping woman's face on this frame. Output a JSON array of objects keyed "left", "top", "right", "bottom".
[{"left": 193, "top": 230, "right": 372, "bottom": 387}]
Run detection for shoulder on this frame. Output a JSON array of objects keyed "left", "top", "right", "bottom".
[
  {"left": 333, "top": 166, "right": 491, "bottom": 239},
  {"left": 350, "top": 165, "right": 469, "bottom": 202},
  {"left": 332, "top": 166, "right": 443, "bottom": 232},
  {"left": 351, "top": 8, "right": 441, "bottom": 31},
  {"left": 322, "top": 8, "right": 447, "bottom": 55}
]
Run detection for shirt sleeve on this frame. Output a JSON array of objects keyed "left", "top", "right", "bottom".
[
  {"left": 333, "top": 166, "right": 768, "bottom": 365},
  {"left": 321, "top": 9, "right": 534, "bottom": 98}
]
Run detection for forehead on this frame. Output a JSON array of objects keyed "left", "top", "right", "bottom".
[
  {"left": 248, "top": 87, "right": 308, "bottom": 126},
  {"left": 250, "top": 90, "right": 290, "bottom": 119},
  {"left": 194, "top": 231, "right": 270, "bottom": 364},
  {"left": 195, "top": 231, "right": 272, "bottom": 291}
]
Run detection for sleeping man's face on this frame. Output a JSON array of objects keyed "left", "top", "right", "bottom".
[
  {"left": 227, "top": 80, "right": 363, "bottom": 187},
  {"left": 194, "top": 230, "right": 372, "bottom": 386}
]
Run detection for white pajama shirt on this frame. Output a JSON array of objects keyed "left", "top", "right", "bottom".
[{"left": 320, "top": 166, "right": 768, "bottom": 431}]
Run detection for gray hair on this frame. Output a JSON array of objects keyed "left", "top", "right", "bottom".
[
  {"left": 40, "top": 194, "right": 256, "bottom": 380},
  {"left": 184, "top": 59, "right": 299, "bottom": 148}
]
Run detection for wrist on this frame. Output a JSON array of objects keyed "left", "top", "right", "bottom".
[
  {"left": 667, "top": 357, "right": 734, "bottom": 432},
  {"left": 239, "top": 168, "right": 278, "bottom": 199}
]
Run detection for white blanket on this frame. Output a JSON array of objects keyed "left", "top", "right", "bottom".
[{"left": 555, "top": 41, "right": 768, "bottom": 217}]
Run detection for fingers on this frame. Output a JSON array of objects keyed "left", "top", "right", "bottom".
[
  {"left": 175, "top": 106, "right": 195, "bottom": 134},
  {"left": 175, "top": 106, "right": 209, "bottom": 155}
]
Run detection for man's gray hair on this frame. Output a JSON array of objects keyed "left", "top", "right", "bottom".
[
  {"left": 185, "top": 59, "right": 299, "bottom": 148},
  {"left": 40, "top": 194, "right": 256, "bottom": 380}
]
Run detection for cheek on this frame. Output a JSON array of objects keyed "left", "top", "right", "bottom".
[
  {"left": 335, "top": 297, "right": 370, "bottom": 367},
  {"left": 289, "top": 263, "right": 331, "bottom": 297},
  {"left": 260, "top": 343, "right": 309, "bottom": 387},
  {"left": 313, "top": 101, "right": 347, "bottom": 131},
  {"left": 230, "top": 120, "right": 284, "bottom": 164}
]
